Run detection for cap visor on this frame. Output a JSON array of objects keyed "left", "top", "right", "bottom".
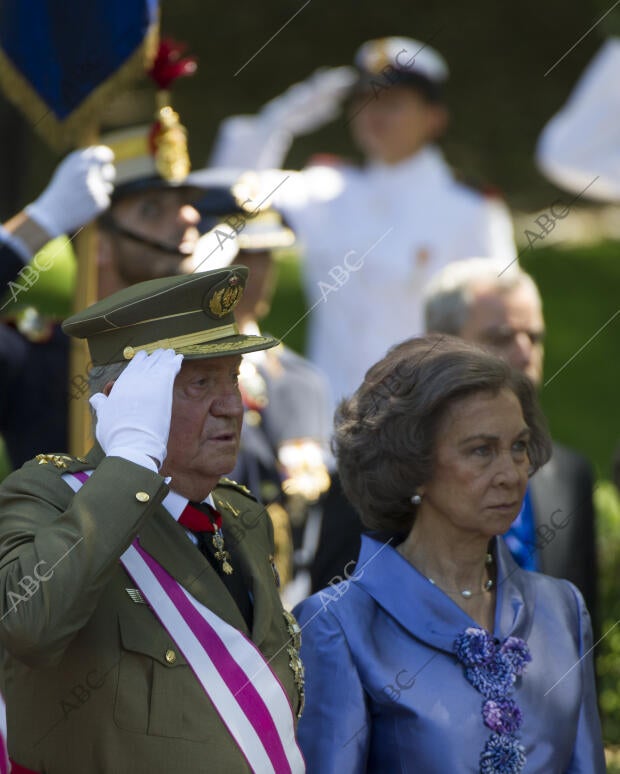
[{"left": 176, "top": 333, "right": 279, "bottom": 359}]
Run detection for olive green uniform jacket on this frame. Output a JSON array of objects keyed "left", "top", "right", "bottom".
[{"left": 0, "top": 447, "right": 302, "bottom": 773}]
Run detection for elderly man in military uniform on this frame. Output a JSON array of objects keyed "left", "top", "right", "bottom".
[
  {"left": 210, "top": 36, "right": 517, "bottom": 409},
  {"left": 0, "top": 268, "right": 305, "bottom": 773}
]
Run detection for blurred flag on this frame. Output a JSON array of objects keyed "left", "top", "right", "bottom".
[{"left": 0, "top": 0, "right": 159, "bottom": 149}]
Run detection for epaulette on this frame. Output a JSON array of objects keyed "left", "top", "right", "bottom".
[
  {"left": 217, "top": 477, "right": 258, "bottom": 501},
  {"left": 33, "top": 452, "right": 90, "bottom": 472}
]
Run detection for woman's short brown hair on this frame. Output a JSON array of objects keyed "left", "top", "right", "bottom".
[{"left": 333, "top": 334, "right": 552, "bottom": 532}]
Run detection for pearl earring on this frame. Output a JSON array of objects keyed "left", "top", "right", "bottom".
[{"left": 411, "top": 493, "right": 422, "bottom": 506}]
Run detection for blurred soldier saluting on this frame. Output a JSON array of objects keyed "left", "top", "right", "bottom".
[{"left": 210, "top": 36, "right": 517, "bottom": 409}]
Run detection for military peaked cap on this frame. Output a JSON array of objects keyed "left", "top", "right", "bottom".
[{"left": 62, "top": 267, "right": 278, "bottom": 366}]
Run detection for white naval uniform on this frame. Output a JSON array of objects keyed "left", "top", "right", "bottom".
[
  {"left": 536, "top": 37, "right": 620, "bottom": 201},
  {"left": 212, "top": 134, "right": 516, "bottom": 406}
]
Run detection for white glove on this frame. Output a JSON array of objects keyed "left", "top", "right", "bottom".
[
  {"left": 89, "top": 349, "right": 183, "bottom": 472},
  {"left": 178, "top": 222, "right": 239, "bottom": 274},
  {"left": 261, "top": 66, "right": 358, "bottom": 136},
  {"left": 25, "top": 146, "right": 116, "bottom": 238}
]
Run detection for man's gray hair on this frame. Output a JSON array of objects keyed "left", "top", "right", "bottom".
[
  {"left": 87, "top": 361, "right": 130, "bottom": 431},
  {"left": 88, "top": 361, "right": 129, "bottom": 397},
  {"left": 423, "top": 258, "right": 542, "bottom": 335}
]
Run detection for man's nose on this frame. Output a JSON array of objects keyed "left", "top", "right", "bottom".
[{"left": 211, "top": 389, "right": 244, "bottom": 417}]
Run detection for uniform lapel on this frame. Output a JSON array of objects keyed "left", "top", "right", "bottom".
[
  {"left": 214, "top": 491, "right": 277, "bottom": 649},
  {"left": 136, "top": 502, "right": 250, "bottom": 635}
]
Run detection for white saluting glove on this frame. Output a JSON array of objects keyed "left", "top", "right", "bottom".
[
  {"left": 25, "top": 146, "right": 116, "bottom": 238},
  {"left": 209, "top": 68, "right": 357, "bottom": 169},
  {"left": 89, "top": 349, "right": 183, "bottom": 473},
  {"left": 260, "top": 66, "right": 358, "bottom": 135}
]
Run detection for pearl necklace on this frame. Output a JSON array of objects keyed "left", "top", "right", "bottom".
[{"left": 427, "top": 553, "right": 494, "bottom": 599}]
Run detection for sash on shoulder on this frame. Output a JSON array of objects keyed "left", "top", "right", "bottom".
[{"left": 64, "top": 471, "right": 305, "bottom": 774}]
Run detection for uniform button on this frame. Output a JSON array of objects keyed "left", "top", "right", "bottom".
[
  {"left": 165, "top": 649, "right": 177, "bottom": 665},
  {"left": 136, "top": 491, "right": 150, "bottom": 503}
]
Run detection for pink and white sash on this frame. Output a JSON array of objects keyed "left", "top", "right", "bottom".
[
  {"left": 65, "top": 471, "right": 305, "bottom": 774},
  {"left": 0, "top": 692, "right": 7, "bottom": 774}
]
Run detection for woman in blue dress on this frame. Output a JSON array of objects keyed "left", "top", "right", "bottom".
[{"left": 295, "top": 335, "right": 605, "bottom": 773}]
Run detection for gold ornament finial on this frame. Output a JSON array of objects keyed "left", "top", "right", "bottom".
[{"left": 153, "top": 105, "right": 190, "bottom": 182}]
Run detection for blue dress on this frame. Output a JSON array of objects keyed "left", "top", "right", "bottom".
[{"left": 294, "top": 535, "right": 605, "bottom": 773}]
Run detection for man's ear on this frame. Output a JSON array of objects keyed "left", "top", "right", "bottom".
[{"left": 102, "top": 380, "right": 116, "bottom": 396}]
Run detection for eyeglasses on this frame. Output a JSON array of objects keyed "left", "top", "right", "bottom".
[{"left": 482, "top": 326, "right": 545, "bottom": 348}]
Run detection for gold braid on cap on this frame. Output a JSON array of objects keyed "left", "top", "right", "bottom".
[{"left": 123, "top": 323, "right": 239, "bottom": 360}]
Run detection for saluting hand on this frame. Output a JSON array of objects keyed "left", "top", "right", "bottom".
[
  {"left": 261, "top": 66, "right": 358, "bottom": 135},
  {"left": 89, "top": 349, "right": 183, "bottom": 472},
  {"left": 25, "top": 146, "right": 116, "bottom": 238}
]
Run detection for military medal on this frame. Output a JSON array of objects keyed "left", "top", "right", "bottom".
[
  {"left": 202, "top": 505, "right": 234, "bottom": 575},
  {"left": 212, "top": 525, "right": 234, "bottom": 575},
  {"left": 180, "top": 502, "right": 234, "bottom": 575}
]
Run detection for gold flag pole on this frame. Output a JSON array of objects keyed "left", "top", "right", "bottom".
[
  {"left": 68, "top": 123, "right": 102, "bottom": 457},
  {"left": 68, "top": 214, "right": 99, "bottom": 456}
]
